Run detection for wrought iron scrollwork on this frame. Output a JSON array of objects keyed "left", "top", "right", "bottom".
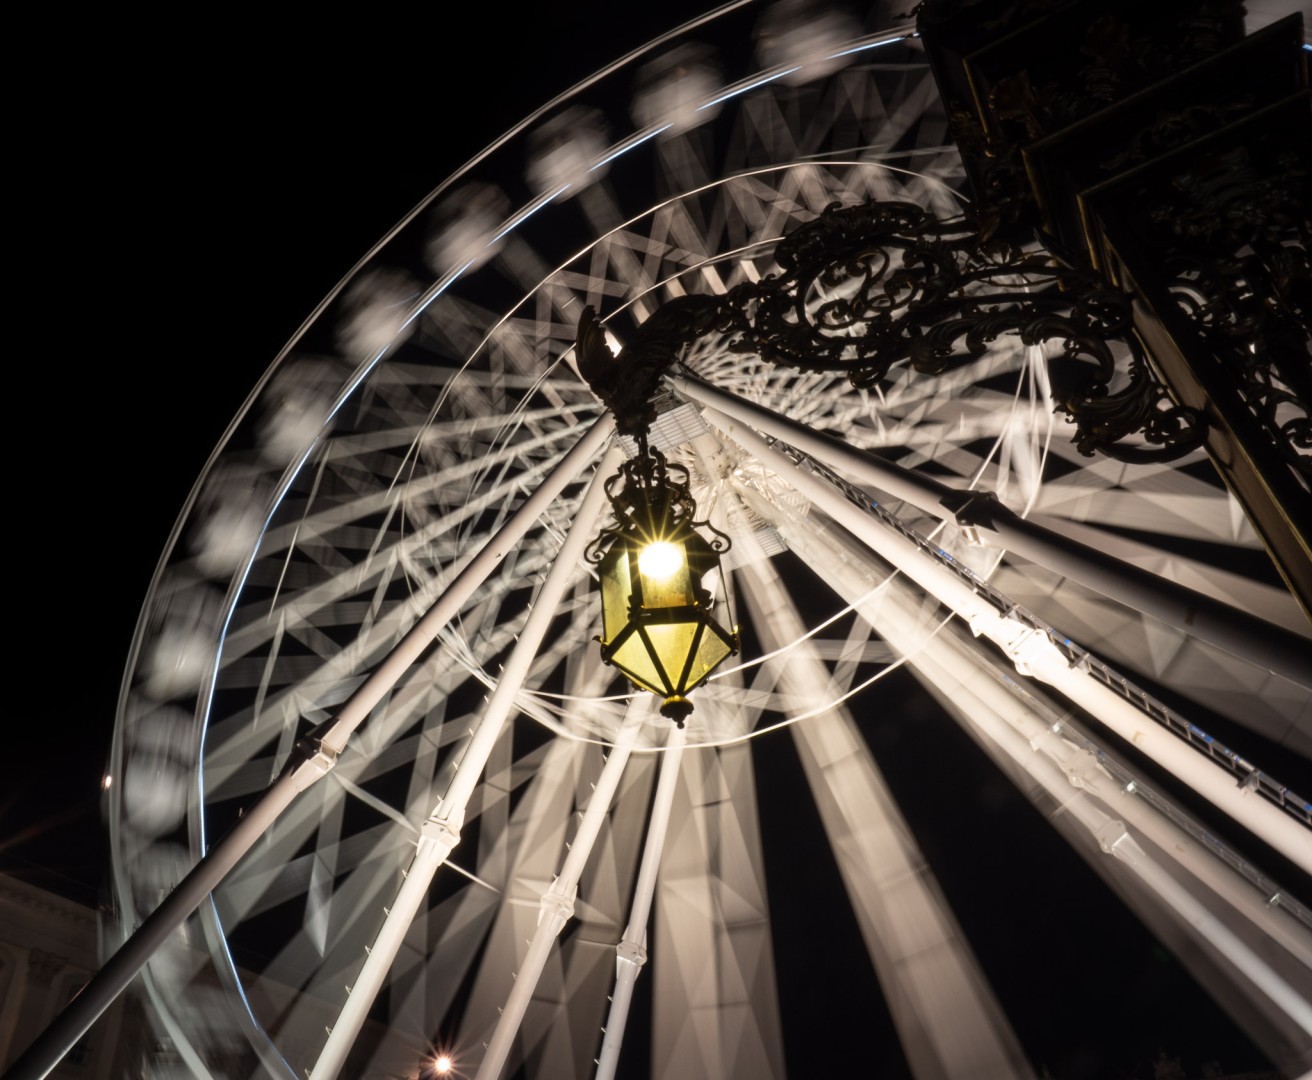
[
  {"left": 583, "top": 438, "right": 731, "bottom": 567},
  {"left": 1151, "top": 147, "right": 1312, "bottom": 487},
  {"left": 724, "top": 200, "right": 1206, "bottom": 462},
  {"left": 575, "top": 197, "right": 1207, "bottom": 463}
]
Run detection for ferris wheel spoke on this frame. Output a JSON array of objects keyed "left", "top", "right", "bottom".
[
  {"left": 1030, "top": 442, "right": 1261, "bottom": 544},
  {"left": 215, "top": 613, "right": 590, "bottom": 944},
  {"left": 594, "top": 720, "right": 686, "bottom": 1080},
  {"left": 182, "top": 419, "right": 621, "bottom": 1059},
  {"left": 212, "top": 658, "right": 578, "bottom": 991},
  {"left": 676, "top": 373, "right": 1311, "bottom": 685},
  {"left": 736, "top": 554, "right": 1034, "bottom": 1077},
  {"left": 473, "top": 702, "right": 649, "bottom": 1080},
  {"left": 307, "top": 442, "right": 623, "bottom": 1080},
  {"left": 209, "top": 417, "right": 608, "bottom": 729},
  {"left": 776, "top": 499, "right": 1312, "bottom": 1057},
  {"left": 652, "top": 737, "right": 785, "bottom": 1079},
  {"left": 1019, "top": 513, "right": 1306, "bottom": 629},
  {"left": 201, "top": 544, "right": 544, "bottom": 780},
  {"left": 722, "top": 411, "right": 1312, "bottom": 872}
]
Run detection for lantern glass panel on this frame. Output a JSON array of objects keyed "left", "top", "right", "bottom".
[
  {"left": 599, "top": 544, "right": 631, "bottom": 644},
  {"left": 689, "top": 624, "right": 734, "bottom": 686},
  {"left": 645, "top": 621, "right": 700, "bottom": 689},
  {"left": 637, "top": 545, "right": 693, "bottom": 611},
  {"left": 610, "top": 632, "right": 667, "bottom": 695}
]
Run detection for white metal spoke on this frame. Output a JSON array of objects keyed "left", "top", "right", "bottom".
[
  {"left": 737, "top": 554, "right": 1034, "bottom": 1079},
  {"left": 773, "top": 508, "right": 1312, "bottom": 1072},
  {"left": 715, "top": 408, "right": 1310, "bottom": 871},
  {"left": 308, "top": 442, "right": 622, "bottom": 1079},
  {"left": 595, "top": 721, "right": 687, "bottom": 1080},
  {"left": 474, "top": 702, "right": 648, "bottom": 1080},
  {"left": 652, "top": 741, "right": 786, "bottom": 1080}
]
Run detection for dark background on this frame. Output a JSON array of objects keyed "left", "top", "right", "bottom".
[
  {"left": 7, "top": 5, "right": 1307, "bottom": 1078},
  {"left": 10, "top": 3, "right": 720, "bottom": 901}
]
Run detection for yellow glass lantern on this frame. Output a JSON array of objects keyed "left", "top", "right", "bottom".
[{"left": 591, "top": 445, "right": 738, "bottom": 726}]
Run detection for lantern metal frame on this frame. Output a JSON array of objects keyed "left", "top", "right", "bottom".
[{"left": 586, "top": 437, "right": 739, "bottom": 725}]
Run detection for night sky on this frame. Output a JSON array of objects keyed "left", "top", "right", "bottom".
[
  {"left": 8, "top": 5, "right": 1309, "bottom": 1079},
  {"left": 12, "top": 1, "right": 718, "bottom": 903}
]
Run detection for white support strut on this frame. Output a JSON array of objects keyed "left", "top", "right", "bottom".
[
  {"left": 8, "top": 416, "right": 619, "bottom": 1080},
  {"left": 760, "top": 489, "right": 1312, "bottom": 1070},
  {"left": 736, "top": 553, "right": 1035, "bottom": 1080},
  {"left": 476, "top": 703, "right": 648, "bottom": 1080},
  {"left": 595, "top": 723, "right": 688, "bottom": 1080},
  {"left": 316, "top": 415, "right": 618, "bottom": 757},
  {"left": 309, "top": 440, "right": 626, "bottom": 1080},
  {"left": 703, "top": 406, "right": 1311, "bottom": 875},
  {"left": 667, "top": 371, "right": 1311, "bottom": 688}
]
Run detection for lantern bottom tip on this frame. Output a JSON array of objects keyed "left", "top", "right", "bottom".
[{"left": 660, "top": 696, "right": 693, "bottom": 727}]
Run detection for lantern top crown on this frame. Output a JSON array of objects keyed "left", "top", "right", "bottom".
[{"left": 601, "top": 438, "right": 699, "bottom": 537}]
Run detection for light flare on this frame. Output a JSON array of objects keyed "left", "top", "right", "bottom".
[{"left": 638, "top": 540, "right": 684, "bottom": 581}]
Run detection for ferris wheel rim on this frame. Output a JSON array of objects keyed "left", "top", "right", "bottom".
[{"left": 103, "top": 4, "right": 1311, "bottom": 1077}]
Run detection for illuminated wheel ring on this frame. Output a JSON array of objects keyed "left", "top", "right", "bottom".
[{"left": 105, "top": 6, "right": 1312, "bottom": 1079}]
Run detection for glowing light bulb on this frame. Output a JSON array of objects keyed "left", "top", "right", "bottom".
[
  {"left": 638, "top": 540, "right": 683, "bottom": 580},
  {"left": 433, "top": 1055, "right": 453, "bottom": 1075}
]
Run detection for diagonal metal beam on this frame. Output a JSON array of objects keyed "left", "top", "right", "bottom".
[
  {"left": 10, "top": 415, "right": 618, "bottom": 1080},
  {"left": 710, "top": 406, "right": 1311, "bottom": 872},
  {"left": 308, "top": 439, "right": 624, "bottom": 1080},
  {"left": 669, "top": 370, "right": 1311, "bottom": 686},
  {"left": 736, "top": 554, "right": 1035, "bottom": 1080}
]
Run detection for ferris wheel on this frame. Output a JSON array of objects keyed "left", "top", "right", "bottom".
[{"left": 101, "top": 2, "right": 1312, "bottom": 1078}]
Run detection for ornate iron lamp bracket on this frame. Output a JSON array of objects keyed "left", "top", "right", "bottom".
[
  {"left": 574, "top": 297, "right": 726, "bottom": 438},
  {"left": 574, "top": 198, "right": 1207, "bottom": 464}
]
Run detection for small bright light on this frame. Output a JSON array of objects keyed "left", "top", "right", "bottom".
[
  {"left": 433, "top": 1055, "right": 453, "bottom": 1075},
  {"left": 101, "top": 775, "right": 112, "bottom": 790},
  {"left": 638, "top": 540, "right": 684, "bottom": 581}
]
